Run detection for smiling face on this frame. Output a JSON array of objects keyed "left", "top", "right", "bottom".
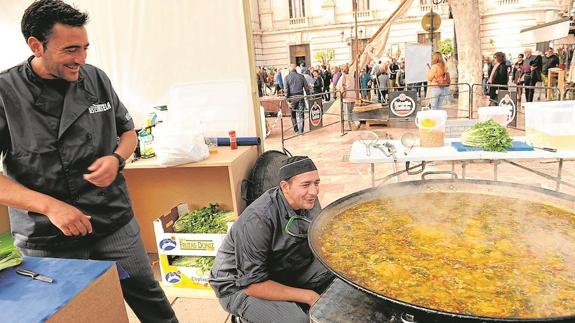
[
  {"left": 28, "top": 23, "right": 89, "bottom": 81},
  {"left": 280, "top": 170, "right": 320, "bottom": 211}
]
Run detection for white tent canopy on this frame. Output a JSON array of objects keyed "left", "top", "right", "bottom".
[{"left": 520, "top": 17, "right": 571, "bottom": 44}]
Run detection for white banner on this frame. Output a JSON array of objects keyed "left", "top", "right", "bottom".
[{"left": 405, "top": 44, "right": 431, "bottom": 84}]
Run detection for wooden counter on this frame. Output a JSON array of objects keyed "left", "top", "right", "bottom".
[{"left": 124, "top": 146, "right": 258, "bottom": 252}]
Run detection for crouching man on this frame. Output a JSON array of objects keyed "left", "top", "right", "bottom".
[{"left": 209, "top": 156, "right": 334, "bottom": 323}]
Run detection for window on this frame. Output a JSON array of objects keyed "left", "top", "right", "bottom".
[
  {"left": 357, "top": 0, "right": 370, "bottom": 11},
  {"left": 289, "top": 0, "right": 305, "bottom": 19}
]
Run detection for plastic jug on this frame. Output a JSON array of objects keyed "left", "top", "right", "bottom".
[
  {"left": 415, "top": 110, "right": 447, "bottom": 147},
  {"left": 478, "top": 106, "right": 512, "bottom": 126}
]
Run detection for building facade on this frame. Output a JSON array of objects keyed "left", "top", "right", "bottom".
[{"left": 249, "top": 0, "right": 572, "bottom": 69}]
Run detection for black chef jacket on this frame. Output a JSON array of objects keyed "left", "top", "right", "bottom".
[
  {"left": 209, "top": 186, "right": 321, "bottom": 298},
  {"left": 0, "top": 57, "right": 135, "bottom": 250}
]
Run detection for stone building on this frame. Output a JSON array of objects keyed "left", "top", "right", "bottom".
[{"left": 249, "top": 0, "right": 572, "bottom": 69}]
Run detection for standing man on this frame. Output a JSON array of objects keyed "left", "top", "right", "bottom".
[
  {"left": 388, "top": 58, "right": 399, "bottom": 90},
  {"left": 0, "top": 1, "right": 177, "bottom": 322},
  {"left": 321, "top": 65, "right": 332, "bottom": 101},
  {"left": 543, "top": 47, "right": 559, "bottom": 97},
  {"left": 284, "top": 64, "right": 310, "bottom": 134},
  {"left": 210, "top": 156, "right": 334, "bottom": 323}
]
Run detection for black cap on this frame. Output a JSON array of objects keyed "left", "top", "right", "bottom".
[{"left": 279, "top": 156, "right": 317, "bottom": 182}]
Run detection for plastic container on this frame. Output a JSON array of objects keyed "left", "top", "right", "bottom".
[
  {"left": 524, "top": 101, "right": 575, "bottom": 150},
  {"left": 415, "top": 110, "right": 447, "bottom": 147},
  {"left": 478, "top": 106, "right": 512, "bottom": 126},
  {"left": 229, "top": 130, "right": 238, "bottom": 150}
]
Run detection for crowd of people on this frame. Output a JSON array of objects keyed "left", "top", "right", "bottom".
[{"left": 483, "top": 47, "right": 562, "bottom": 103}]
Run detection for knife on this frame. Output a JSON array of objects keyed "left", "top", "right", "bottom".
[{"left": 16, "top": 268, "right": 54, "bottom": 283}]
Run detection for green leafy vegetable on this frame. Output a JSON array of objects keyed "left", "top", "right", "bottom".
[
  {"left": 0, "top": 241, "right": 22, "bottom": 271},
  {"left": 171, "top": 256, "right": 214, "bottom": 274},
  {"left": 173, "top": 203, "right": 231, "bottom": 234},
  {"left": 461, "top": 119, "right": 512, "bottom": 152}
]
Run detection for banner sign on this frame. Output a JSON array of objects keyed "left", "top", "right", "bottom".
[
  {"left": 309, "top": 99, "right": 323, "bottom": 130},
  {"left": 497, "top": 90, "right": 517, "bottom": 127},
  {"left": 389, "top": 91, "right": 418, "bottom": 118}
]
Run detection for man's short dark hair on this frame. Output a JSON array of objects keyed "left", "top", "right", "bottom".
[{"left": 21, "top": 0, "right": 88, "bottom": 45}]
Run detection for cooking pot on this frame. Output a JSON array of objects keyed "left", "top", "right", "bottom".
[{"left": 308, "top": 179, "right": 575, "bottom": 323}]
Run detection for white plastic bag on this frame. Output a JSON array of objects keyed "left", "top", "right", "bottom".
[{"left": 152, "top": 121, "right": 209, "bottom": 166}]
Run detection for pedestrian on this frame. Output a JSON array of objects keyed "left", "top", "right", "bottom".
[
  {"left": 284, "top": 64, "right": 310, "bottom": 134},
  {"left": 0, "top": 1, "right": 178, "bottom": 322},
  {"left": 487, "top": 52, "right": 509, "bottom": 104},
  {"left": 427, "top": 52, "right": 450, "bottom": 110},
  {"left": 336, "top": 64, "right": 357, "bottom": 129}
]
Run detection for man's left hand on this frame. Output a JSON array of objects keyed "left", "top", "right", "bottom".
[{"left": 83, "top": 156, "right": 119, "bottom": 187}]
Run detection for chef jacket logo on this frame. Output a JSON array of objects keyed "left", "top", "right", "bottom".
[
  {"left": 165, "top": 272, "right": 181, "bottom": 284},
  {"left": 159, "top": 238, "right": 177, "bottom": 251},
  {"left": 309, "top": 102, "right": 322, "bottom": 127},
  {"left": 390, "top": 93, "right": 416, "bottom": 117},
  {"left": 88, "top": 102, "right": 112, "bottom": 114}
]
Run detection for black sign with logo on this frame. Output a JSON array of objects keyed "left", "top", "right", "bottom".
[
  {"left": 389, "top": 91, "right": 418, "bottom": 119},
  {"left": 497, "top": 90, "right": 517, "bottom": 127},
  {"left": 309, "top": 99, "right": 323, "bottom": 131}
]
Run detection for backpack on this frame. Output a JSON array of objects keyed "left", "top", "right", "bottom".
[
  {"left": 241, "top": 150, "right": 291, "bottom": 206},
  {"left": 437, "top": 71, "right": 450, "bottom": 86}
]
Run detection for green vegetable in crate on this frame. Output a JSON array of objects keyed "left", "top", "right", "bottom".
[
  {"left": 171, "top": 256, "right": 214, "bottom": 274},
  {"left": 173, "top": 203, "right": 232, "bottom": 234},
  {"left": 460, "top": 119, "right": 512, "bottom": 152}
]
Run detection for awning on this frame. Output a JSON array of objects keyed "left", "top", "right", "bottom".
[{"left": 520, "top": 17, "right": 570, "bottom": 43}]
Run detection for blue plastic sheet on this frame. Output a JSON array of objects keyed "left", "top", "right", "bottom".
[
  {"left": 0, "top": 256, "right": 115, "bottom": 323},
  {"left": 451, "top": 141, "right": 534, "bottom": 152}
]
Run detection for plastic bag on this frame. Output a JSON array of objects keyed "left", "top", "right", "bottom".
[{"left": 152, "top": 121, "right": 209, "bottom": 166}]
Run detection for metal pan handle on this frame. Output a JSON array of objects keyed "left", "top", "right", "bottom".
[{"left": 421, "top": 170, "right": 458, "bottom": 180}]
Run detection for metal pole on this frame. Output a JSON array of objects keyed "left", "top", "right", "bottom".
[{"left": 353, "top": 0, "right": 360, "bottom": 99}]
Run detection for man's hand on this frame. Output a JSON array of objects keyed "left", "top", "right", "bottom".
[
  {"left": 45, "top": 200, "right": 92, "bottom": 236},
  {"left": 304, "top": 290, "right": 320, "bottom": 307},
  {"left": 83, "top": 156, "right": 119, "bottom": 187}
]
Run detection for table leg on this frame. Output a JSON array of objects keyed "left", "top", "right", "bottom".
[
  {"left": 462, "top": 162, "right": 467, "bottom": 179},
  {"left": 494, "top": 160, "right": 498, "bottom": 181},
  {"left": 393, "top": 162, "right": 398, "bottom": 183},
  {"left": 557, "top": 158, "right": 563, "bottom": 191},
  {"left": 371, "top": 163, "right": 375, "bottom": 187}
]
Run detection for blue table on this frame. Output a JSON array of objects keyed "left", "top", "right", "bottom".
[{"left": 0, "top": 256, "right": 122, "bottom": 323}]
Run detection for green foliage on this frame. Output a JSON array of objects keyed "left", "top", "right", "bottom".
[
  {"left": 173, "top": 203, "right": 231, "bottom": 234},
  {"left": 314, "top": 49, "right": 335, "bottom": 66},
  {"left": 461, "top": 120, "right": 513, "bottom": 152},
  {"left": 437, "top": 39, "right": 454, "bottom": 56}
]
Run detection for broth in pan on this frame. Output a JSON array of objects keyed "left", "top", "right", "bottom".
[{"left": 317, "top": 192, "right": 575, "bottom": 319}]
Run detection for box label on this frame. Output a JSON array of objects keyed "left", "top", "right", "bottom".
[{"left": 179, "top": 239, "right": 216, "bottom": 251}]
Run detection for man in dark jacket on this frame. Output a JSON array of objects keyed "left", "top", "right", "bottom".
[
  {"left": 210, "top": 156, "right": 334, "bottom": 323},
  {"left": 322, "top": 65, "right": 332, "bottom": 101},
  {"left": 0, "top": 1, "right": 177, "bottom": 322},
  {"left": 284, "top": 64, "right": 311, "bottom": 134}
]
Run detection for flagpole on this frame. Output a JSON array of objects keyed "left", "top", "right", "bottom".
[{"left": 353, "top": 0, "right": 360, "bottom": 101}]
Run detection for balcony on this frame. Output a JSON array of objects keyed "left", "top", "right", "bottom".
[
  {"left": 497, "top": 0, "right": 521, "bottom": 6},
  {"left": 289, "top": 16, "right": 309, "bottom": 27},
  {"left": 353, "top": 9, "right": 374, "bottom": 21}
]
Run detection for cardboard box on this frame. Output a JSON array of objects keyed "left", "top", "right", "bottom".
[
  {"left": 153, "top": 203, "right": 229, "bottom": 256},
  {"left": 0, "top": 257, "right": 128, "bottom": 323},
  {"left": 158, "top": 254, "right": 213, "bottom": 290}
]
